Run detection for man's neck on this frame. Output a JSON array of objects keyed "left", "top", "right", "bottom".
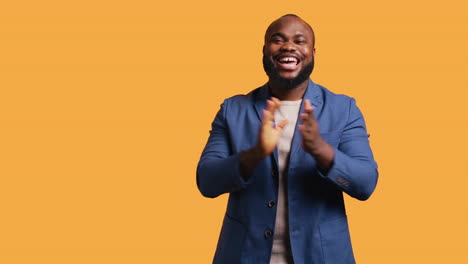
[{"left": 268, "top": 79, "right": 309, "bottom": 101}]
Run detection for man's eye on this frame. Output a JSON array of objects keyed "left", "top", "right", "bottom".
[
  {"left": 296, "top": 40, "right": 306, "bottom": 44},
  {"left": 271, "top": 39, "right": 283, "bottom": 43}
]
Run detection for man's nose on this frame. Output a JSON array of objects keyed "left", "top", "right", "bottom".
[{"left": 280, "top": 41, "right": 296, "bottom": 52}]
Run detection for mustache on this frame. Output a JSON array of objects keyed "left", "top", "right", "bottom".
[{"left": 262, "top": 54, "right": 314, "bottom": 90}]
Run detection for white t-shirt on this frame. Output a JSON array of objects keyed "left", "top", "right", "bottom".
[{"left": 270, "top": 99, "right": 302, "bottom": 264}]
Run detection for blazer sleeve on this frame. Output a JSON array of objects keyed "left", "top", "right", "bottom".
[
  {"left": 196, "top": 100, "right": 250, "bottom": 198},
  {"left": 318, "top": 98, "right": 379, "bottom": 201}
]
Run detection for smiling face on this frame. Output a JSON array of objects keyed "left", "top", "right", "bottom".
[{"left": 263, "top": 16, "right": 315, "bottom": 89}]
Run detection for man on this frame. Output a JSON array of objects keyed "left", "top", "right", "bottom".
[{"left": 197, "top": 14, "right": 378, "bottom": 264}]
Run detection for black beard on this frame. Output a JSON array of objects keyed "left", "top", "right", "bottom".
[{"left": 262, "top": 55, "right": 314, "bottom": 90}]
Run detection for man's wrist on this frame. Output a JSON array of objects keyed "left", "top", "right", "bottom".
[
  {"left": 240, "top": 145, "right": 268, "bottom": 181},
  {"left": 308, "top": 139, "right": 334, "bottom": 172},
  {"left": 308, "top": 138, "right": 328, "bottom": 156},
  {"left": 251, "top": 144, "right": 270, "bottom": 160}
]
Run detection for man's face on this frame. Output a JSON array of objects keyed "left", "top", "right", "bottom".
[{"left": 263, "top": 17, "right": 315, "bottom": 88}]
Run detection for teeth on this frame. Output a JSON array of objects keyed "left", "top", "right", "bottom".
[{"left": 279, "top": 57, "right": 298, "bottom": 63}]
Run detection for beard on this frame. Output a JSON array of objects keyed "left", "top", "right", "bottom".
[{"left": 262, "top": 54, "right": 314, "bottom": 90}]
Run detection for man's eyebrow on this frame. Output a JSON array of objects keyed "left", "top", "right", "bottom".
[
  {"left": 269, "top": 32, "right": 306, "bottom": 39},
  {"left": 270, "top": 32, "right": 286, "bottom": 39}
]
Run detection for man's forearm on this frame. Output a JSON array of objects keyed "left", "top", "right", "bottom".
[
  {"left": 309, "top": 139, "right": 334, "bottom": 174},
  {"left": 239, "top": 146, "right": 267, "bottom": 181}
]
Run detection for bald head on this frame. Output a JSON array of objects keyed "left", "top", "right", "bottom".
[{"left": 265, "top": 14, "right": 315, "bottom": 47}]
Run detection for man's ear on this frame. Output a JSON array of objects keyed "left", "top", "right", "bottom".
[
  {"left": 262, "top": 45, "right": 266, "bottom": 54},
  {"left": 313, "top": 48, "right": 316, "bottom": 56}
]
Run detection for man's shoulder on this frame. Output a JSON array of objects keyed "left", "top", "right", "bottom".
[
  {"left": 315, "top": 84, "right": 353, "bottom": 101},
  {"left": 313, "top": 82, "right": 356, "bottom": 105}
]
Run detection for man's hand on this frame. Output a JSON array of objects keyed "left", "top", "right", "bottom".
[
  {"left": 299, "top": 99, "right": 334, "bottom": 172},
  {"left": 256, "top": 97, "right": 288, "bottom": 158},
  {"left": 299, "top": 99, "right": 323, "bottom": 154},
  {"left": 240, "top": 97, "right": 287, "bottom": 180}
]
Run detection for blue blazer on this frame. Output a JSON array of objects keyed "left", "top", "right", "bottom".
[{"left": 197, "top": 80, "right": 378, "bottom": 264}]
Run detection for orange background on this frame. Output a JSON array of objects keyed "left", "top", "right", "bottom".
[{"left": 1, "top": 0, "right": 467, "bottom": 263}]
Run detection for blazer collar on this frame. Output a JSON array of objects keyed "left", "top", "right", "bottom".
[{"left": 254, "top": 79, "right": 323, "bottom": 121}]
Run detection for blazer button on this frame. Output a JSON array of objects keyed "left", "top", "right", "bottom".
[
  {"left": 272, "top": 170, "right": 278, "bottom": 177},
  {"left": 268, "top": 200, "right": 275, "bottom": 207},
  {"left": 264, "top": 230, "right": 273, "bottom": 238}
]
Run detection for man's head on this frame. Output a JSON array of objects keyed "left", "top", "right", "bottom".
[{"left": 262, "top": 14, "right": 315, "bottom": 89}]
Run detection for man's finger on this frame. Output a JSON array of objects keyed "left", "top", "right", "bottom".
[
  {"left": 276, "top": 119, "right": 288, "bottom": 131},
  {"left": 270, "top": 97, "right": 281, "bottom": 114},
  {"left": 298, "top": 124, "right": 304, "bottom": 133},
  {"left": 301, "top": 111, "right": 318, "bottom": 132},
  {"left": 304, "top": 99, "right": 314, "bottom": 112},
  {"left": 262, "top": 109, "right": 274, "bottom": 125},
  {"left": 301, "top": 112, "right": 314, "bottom": 123},
  {"left": 271, "top": 97, "right": 281, "bottom": 105},
  {"left": 303, "top": 100, "right": 317, "bottom": 122},
  {"left": 266, "top": 99, "right": 275, "bottom": 113}
]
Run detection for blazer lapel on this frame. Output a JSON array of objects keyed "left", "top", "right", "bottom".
[
  {"left": 253, "top": 84, "right": 279, "bottom": 167},
  {"left": 288, "top": 79, "right": 323, "bottom": 169},
  {"left": 253, "top": 84, "right": 270, "bottom": 121}
]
